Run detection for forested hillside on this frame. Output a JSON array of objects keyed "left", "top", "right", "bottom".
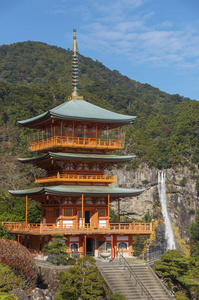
[{"left": 0, "top": 41, "right": 199, "bottom": 222}]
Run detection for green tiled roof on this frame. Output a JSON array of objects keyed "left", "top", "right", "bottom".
[
  {"left": 18, "top": 99, "right": 136, "bottom": 127},
  {"left": 18, "top": 152, "right": 136, "bottom": 164},
  {"left": 9, "top": 185, "right": 144, "bottom": 198}
]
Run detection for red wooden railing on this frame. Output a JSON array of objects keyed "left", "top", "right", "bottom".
[
  {"left": 28, "top": 136, "right": 124, "bottom": 152},
  {"left": 2, "top": 222, "right": 153, "bottom": 235}
]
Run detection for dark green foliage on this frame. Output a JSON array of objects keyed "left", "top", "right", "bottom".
[
  {"left": 180, "top": 177, "right": 188, "bottom": 187},
  {"left": 190, "top": 241, "right": 199, "bottom": 259},
  {"left": 195, "top": 176, "right": 199, "bottom": 193},
  {"left": 190, "top": 209, "right": 199, "bottom": 259},
  {"left": 109, "top": 209, "right": 119, "bottom": 223},
  {"left": 0, "top": 293, "right": 17, "bottom": 300},
  {"left": 153, "top": 250, "right": 199, "bottom": 297},
  {"left": 56, "top": 256, "right": 106, "bottom": 300},
  {"left": 43, "top": 234, "right": 69, "bottom": 265},
  {"left": 67, "top": 257, "right": 76, "bottom": 265},
  {"left": 0, "top": 239, "right": 38, "bottom": 290},
  {"left": 0, "top": 224, "right": 9, "bottom": 239},
  {"left": 189, "top": 209, "right": 195, "bottom": 215},
  {"left": 110, "top": 294, "right": 127, "bottom": 300},
  {"left": 132, "top": 236, "right": 146, "bottom": 256},
  {"left": 0, "top": 263, "right": 26, "bottom": 293},
  {"left": 144, "top": 211, "right": 152, "bottom": 222},
  {"left": 175, "top": 291, "right": 189, "bottom": 300}
]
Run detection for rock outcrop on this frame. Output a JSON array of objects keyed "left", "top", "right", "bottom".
[{"left": 110, "top": 164, "right": 199, "bottom": 255}]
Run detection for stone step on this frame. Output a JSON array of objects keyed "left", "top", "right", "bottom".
[{"left": 97, "top": 263, "right": 174, "bottom": 300}]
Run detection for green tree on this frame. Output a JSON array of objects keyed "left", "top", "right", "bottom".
[
  {"left": 56, "top": 256, "right": 107, "bottom": 300},
  {"left": 153, "top": 250, "right": 199, "bottom": 296},
  {"left": 43, "top": 234, "right": 69, "bottom": 265}
]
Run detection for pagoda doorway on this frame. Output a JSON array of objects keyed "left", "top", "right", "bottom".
[
  {"left": 78, "top": 211, "right": 91, "bottom": 227},
  {"left": 85, "top": 211, "right": 90, "bottom": 226},
  {"left": 86, "top": 237, "right": 94, "bottom": 255}
]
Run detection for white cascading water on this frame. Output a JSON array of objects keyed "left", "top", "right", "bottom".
[{"left": 158, "top": 171, "right": 176, "bottom": 250}]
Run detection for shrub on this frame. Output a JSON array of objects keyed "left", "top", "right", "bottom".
[
  {"left": 67, "top": 257, "right": 76, "bottom": 265},
  {"left": 110, "top": 294, "right": 127, "bottom": 300},
  {"left": 0, "top": 263, "right": 26, "bottom": 293},
  {"left": 175, "top": 291, "right": 189, "bottom": 300},
  {"left": 189, "top": 209, "right": 195, "bottom": 215},
  {"left": 0, "top": 239, "right": 38, "bottom": 290},
  {"left": 0, "top": 293, "right": 17, "bottom": 300}
]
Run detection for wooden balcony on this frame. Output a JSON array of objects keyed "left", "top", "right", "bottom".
[
  {"left": 2, "top": 222, "right": 153, "bottom": 236},
  {"left": 28, "top": 136, "right": 124, "bottom": 152},
  {"left": 35, "top": 173, "right": 116, "bottom": 184}
]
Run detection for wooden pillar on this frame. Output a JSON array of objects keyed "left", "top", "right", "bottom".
[
  {"left": 84, "top": 235, "right": 87, "bottom": 256},
  {"left": 108, "top": 195, "right": 110, "bottom": 224},
  {"left": 111, "top": 235, "right": 114, "bottom": 261},
  {"left": 26, "top": 195, "right": 28, "bottom": 224},
  {"left": 118, "top": 199, "right": 120, "bottom": 223},
  {"left": 129, "top": 235, "right": 133, "bottom": 257},
  {"left": 82, "top": 194, "right": 84, "bottom": 228},
  {"left": 17, "top": 235, "right": 20, "bottom": 243}
]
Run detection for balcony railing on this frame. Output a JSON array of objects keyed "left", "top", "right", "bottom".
[
  {"left": 2, "top": 222, "right": 153, "bottom": 235},
  {"left": 28, "top": 136, "right": 124, "bottom": 152},
  {"left": 35, "top": 173, "right": 116, "bottom": 184}
]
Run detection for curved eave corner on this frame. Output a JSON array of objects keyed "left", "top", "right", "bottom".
[
  {"left": 8, "top": 187, "right": 44, "bottom": 197},
  {"left": 18, "top": 111, "right": 50, "bottom": 127}
]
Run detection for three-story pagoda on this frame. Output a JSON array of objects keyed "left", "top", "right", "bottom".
[{"left": 4, "top": 30, "right": 152, "bottom": 259}]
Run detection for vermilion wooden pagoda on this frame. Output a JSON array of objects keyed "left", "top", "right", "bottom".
[{"left": 3, "top": 30, "right": 152, "bottom": 259}]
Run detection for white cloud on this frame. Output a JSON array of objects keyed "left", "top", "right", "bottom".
[{"left": 77, "top": 0, "right": 199, "bottom": 71}]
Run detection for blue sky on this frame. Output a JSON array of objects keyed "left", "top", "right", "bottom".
[{"left": 1, "top": 0, "right": 199, "bottom": 100}]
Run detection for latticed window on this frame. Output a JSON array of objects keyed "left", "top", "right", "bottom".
[
  {"left": 64, "top": 209, "right": 72, "bottom": 216},
  {"left": 98, "top": 209, "right": 105, "bottom": 217},
  {"left": 106, "top": 242, "right": 111, "bottom": 250},
  {"left": 71, "top": 243, "right": 78, "bottom": 251},
  {"left": 118, "top": 242, "right": 127, "bottom": 250}
]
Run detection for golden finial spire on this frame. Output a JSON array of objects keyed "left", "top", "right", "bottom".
[{"left": 70, "top": 29, "right": 83, "bottom": 100}]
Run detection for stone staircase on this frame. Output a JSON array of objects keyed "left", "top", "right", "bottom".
[{"left": 97, "top": 261, "right": 175, "bottom": 300}]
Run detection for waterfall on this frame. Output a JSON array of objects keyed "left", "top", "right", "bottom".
[{"left": 158, "top": 171, "right": 176, "bottom": 250}]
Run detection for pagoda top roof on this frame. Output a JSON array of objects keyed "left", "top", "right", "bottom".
[
  {"left": 18, "top": 152, "right": 136, "bottom": 164},
  {"left": 9, "top": 185, "right": 144, "bottom": 198},
  {"left": 18, "top": 99, "right": 136, "bottom": 127}
]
